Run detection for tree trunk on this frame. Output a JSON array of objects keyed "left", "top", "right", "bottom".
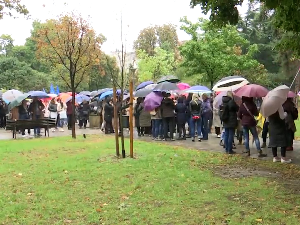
[
  {"left": 119, "top": 88, "right": 126, "bottom": 158},
  {"left": 210, "top": 80, "right": 214, "bottom": 90},
  {"left": 71, "top": 73, "right": 76, "bottom": 139}
]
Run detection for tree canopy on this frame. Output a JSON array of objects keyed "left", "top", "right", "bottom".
[
  {"left": 179, "top": 17, "right": 266, "bottom": 88},
  {"left": 134, "top": 24, "right": 179, "bottom": 56},
  {"left": 190, "top": 0, "right": 300, "bottom": 33},
  {"left": 0, "top": 0, "right": 28, "bottom": 19}
]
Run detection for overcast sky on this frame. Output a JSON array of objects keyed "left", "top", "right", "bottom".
[{"left": 0, "top": 0, "right": 248, "bottom": 53}]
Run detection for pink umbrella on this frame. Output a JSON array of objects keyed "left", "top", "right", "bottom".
[
  {"left": 234, "top": 84, "right": 268, "bottom": 98},
  {"left": 288, "top": 91, "right": 296, "bottom": 98},
  {"left": 177, "top": 83, "right": 190, "bottom": 90},
  {"left": 144, "top": 92, "right": 163, "bottom": 111}
]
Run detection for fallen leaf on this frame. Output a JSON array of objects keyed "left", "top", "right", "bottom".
[
  {"left": 255, "top": 218, "right": 263, "bottom": 222},
  {"left": 64, "top": 170, "right": 68, "bottom": 174},
  {"left": 96, "top": 208, "right": 101, "bottom": 212},
  {"left": 64, "top": 219, "right": 72, "bottom": 223},
  {"left": 27, "top": 193, "right": 33, "bottom": 196}
]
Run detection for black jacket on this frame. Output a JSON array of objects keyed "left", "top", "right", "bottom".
[
  {"left": 189, "top": 100, "right": 202, "bottom": 117},
  {"left": 221, "top": 96, "right": 239, "bottom": 128},
  {"left": 104, "top": 102, "right": 114, "bottom": 122},
  {"left": 175, "top": 99, "right": 187, "bottom": 124},
  {"left": 161, "top": 98, "right": 175, "bottom": 118}
]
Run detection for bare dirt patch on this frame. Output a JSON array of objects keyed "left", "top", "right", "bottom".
[{"left": 213, "top": 165, "right": 280, "bottom": 179}]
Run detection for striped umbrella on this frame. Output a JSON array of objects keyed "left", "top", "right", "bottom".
[{"left": 212, "top": 76, "right": 249, "bottom": 92}]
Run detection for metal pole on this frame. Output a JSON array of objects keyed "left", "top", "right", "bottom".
[
  {"left": 129, "top": 79, "right": 134, "bottom": 158},
  {"left": 113, "top": 86, "right": 120, "bottom": 157}
]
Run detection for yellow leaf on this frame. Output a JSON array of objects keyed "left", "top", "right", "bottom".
[{"left": 255, "top": 218, "right": 263, "bottom": 222}]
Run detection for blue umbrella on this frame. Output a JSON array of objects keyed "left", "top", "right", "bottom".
[
  {"left": 50, "top": 84, "right": 55, "bottom": 94},
  {"left": 66, "top": 94, "right": 90, "bottom": 104},
  {"left": 99, "top": 90, "right": 113, "bottom": 100},
  {"left": 181, "top": 85, "right": 212, "bottom": 94},
  {"left": 28, "top": 91, "right": 49, "bottom": 99},
  {"left": 136, "top": 81, "right": 154, "bottom": 91}
]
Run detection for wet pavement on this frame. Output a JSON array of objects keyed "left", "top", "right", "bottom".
[{"left": 1, "top": 127, "right": 300, "bottom": 165}]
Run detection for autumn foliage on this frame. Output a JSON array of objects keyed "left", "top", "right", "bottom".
[{"left": 34, "top": 13, "right": 105, "bottom": 138}]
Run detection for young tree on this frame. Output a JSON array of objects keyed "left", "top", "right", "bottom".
[
  {"left": 0, "top": 0, "right": 28, "bottom": 19},
  {"left": 34, "top": 13, "right": 105, "bottom": 138},
  {"left": 179, "top": 17, "right": 265, "bottom": 88},
  {"left": 137, "top": 47, "right": 176, "bottom": 82},
  {"left": 0, "top": 34, "right": 14, "bottom": 56}
]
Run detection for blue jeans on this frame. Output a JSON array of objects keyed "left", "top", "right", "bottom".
[
  {"left": 190, "top": 117, "right": 202, "bottom": 138},
  {"left": 243, "top": 126, "right": 261, "bottom": 151},
  {"left": 202, "top": 116, "right": 209, "bottom": 140},
  {"left": 34, "top": 115, "right": 41, "bottom": 135},
  {"left": 153, "top": 119, "right": 162, "bottom": 138},
  {"left": 224, "top": 128, "right": 235, "bottom": 153}
]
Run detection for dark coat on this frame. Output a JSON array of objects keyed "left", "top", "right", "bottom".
[
  {"left": 161, "top": 98, "right": 175, "bottom": 118},
  {"left": 78, "top": 103, "right": 90, "bottom": 119},
  {"left": 66, "top": 101, "right": 73, "bottom": 115},
  {"left": 104, "top": 102, "right": 114, "bottom": 122},
  {"left": 175, "top": 99, "right": 187, "bottom": 125},
  {"left": 269, "top": 111, "right": 288, "bottom": 148},
  {"left": 202, "top": 98, "right": 212, "bottom": 119},
  {"left": 134, "top": 103, "right": 141, "bottom": 127},
  {"left": 237, "top": 98, "right": 258, "bottom": 127},
  {"left": 222, "top": 96, "right": 239, "bottom": 129},
  {"left": 189, "top": 100, "right": 202, "bottom": 117},
  {"left": 138, "top": 104, "right": 151, "bottom": 127}
]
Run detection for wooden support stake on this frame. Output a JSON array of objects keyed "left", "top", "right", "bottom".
[
  {"left": 113, "top": 86, "right": 120, "bottom": 157},
  {"left": 129, "top": 80, "right": 134, "bottom": 158}
]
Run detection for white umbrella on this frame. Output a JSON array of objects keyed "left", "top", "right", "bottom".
[
  {"left": 2, "top": 89, "right": 23, "bottom": 103},
  {"left": 213, "top": 76, "right": 249, "bottom": 92},
  {"left": 260, "top": 85, "right": 289, "bottom": 118}
]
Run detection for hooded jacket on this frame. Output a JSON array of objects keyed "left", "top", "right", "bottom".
[
  {"left": 222, "top": 96, "right": 239, "bottom": 128},
  {"left": 161, "top": 98, "right": 175, "bottom": 118}
]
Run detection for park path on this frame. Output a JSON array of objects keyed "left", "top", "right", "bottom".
[{"left": 1, "top": 127, "right": 300, "bottom": 165}]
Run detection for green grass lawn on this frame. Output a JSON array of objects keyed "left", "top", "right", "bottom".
[
  {"left": 295, "top": 119, "right": 300, "bottom": 138},
  {"left": 1, "top": 136, "right": 300, "bottom": 224}
]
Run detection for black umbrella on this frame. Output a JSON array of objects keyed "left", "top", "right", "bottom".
[
  {"left": 134, "top": 88, "right": 153, "bottom": 98},
  {"left": 157, "top": 75, "right": 180, "bottom": 84},
  {"left": 153, "top": 81, "right": 179, "bottom": 92}
]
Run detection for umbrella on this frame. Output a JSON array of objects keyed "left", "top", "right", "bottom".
[
  {"left": 66, "top": 94, "right": 90, "bottom": 104},
  {"left": 8, "top": 93, "right": 30, "bottom": 110},
  {"left": 260, "top": 85, "right": 289, "bottom": 118},
  {"left": 181, "top": 85, "right": 212, "bottom": 94},
  {"left": 157, "top": 75, "right": 180, "bottom": 84},
  {"left": 177, "top": 83, "right": 190, "bottom": 90},
  {"left": 144, "top": 84, "right": 157, "bottom": 90},
  {"left": 79, "top": 91, "right": 91, "bottom": 96},
  {"left": 91, "top": 88, "right": 113, "bottom": 98},
  {"left": 90, "top": 91, "right": 99, "bottom": 97},
  {"left": 134, "top": 88, "right": 153, "bottom": 98},
  {"left": 213, "top": 91, "right": 241, "bottom": 109},
  {"left": 234, "top": 84, "right": 269, "bottom": 98},
  {"left": 153, "top": 81, "right": 179, "bottom": 92},
  {"left": 59, "top": 92, "right": 74, "bottom": 102},
  {"left": 213, "top": 76, "right": 249, "bottom": 92},
  {"left": 136, "top": 81, "right": 154, "bottom": 91},
  {"left": 288, "top": 91, "right": 296, "bottom": 98},
  {"left": 99, "top": 90, "right": 113, "bottom": 100},
  {"left": 144, "top": 92, "right": 163, "bottom": 111},
  {"left": 2, "top": 89, "right": 23, "bottom": 103},
  {"left": 28, "top": 91, "right": 49, "bottom": 99}
]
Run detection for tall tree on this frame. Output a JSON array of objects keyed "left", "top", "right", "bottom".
[
  {"left": 134, "top": 24, "right": 179, "bottom": 56},
  {"left": 34, "top": 14, "right": 105, "bottom": 138},
  {"left": 0, "top": 0, "right": 28, "bottom": 19},
  {"left": 0, "top": 34, "right": 14, "bottom": 56},
  {"left": 179, "top": 17, "right": 265, "bottom": 88},
  {"left": 137, "top": 47, "right": 176, "bottom": 82},
  {"left": 190, "top": 0, "right": 300, "bottom": 33}
]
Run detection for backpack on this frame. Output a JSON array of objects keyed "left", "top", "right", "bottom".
[{"left": 219, "top": 103, "right": 229, "bottom": 122}]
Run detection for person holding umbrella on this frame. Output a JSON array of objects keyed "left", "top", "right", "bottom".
[
  {"left": 261, "top": 85, "right": 292, "bottom": 163},
  {"left": 238, "top": 97, "right": 266, "bottom": 157}
]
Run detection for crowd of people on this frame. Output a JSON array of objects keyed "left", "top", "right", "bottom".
[
  {"left": 97, "top": 91, "right": 297, "bottom": 163},
  {"left": 0, "top": 88, "right": 298, "bottom": 163}
]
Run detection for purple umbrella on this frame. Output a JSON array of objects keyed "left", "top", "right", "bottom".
[
  {"left": 136, "top": 81, "right": 154, "bottom": 91},
  {"left": 144, "top": 92, "right": 163, "bottom": 111}
]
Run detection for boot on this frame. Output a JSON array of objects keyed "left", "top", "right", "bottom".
[{"left": 261, "top": 142, "right": 267, "bottom": 148}]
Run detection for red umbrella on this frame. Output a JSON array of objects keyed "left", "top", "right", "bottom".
[
  {"left": 288, "top": 91, "right": 296, "bottom": 98},
  {"left": 234, "top": 84, "right": 268, "bottom": 98}
]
